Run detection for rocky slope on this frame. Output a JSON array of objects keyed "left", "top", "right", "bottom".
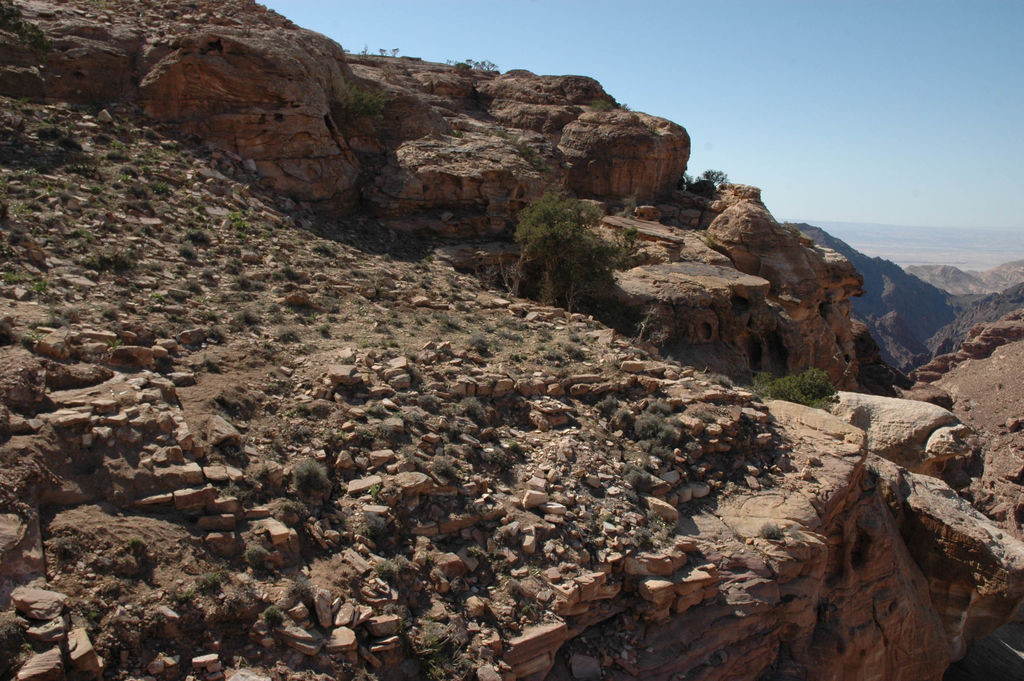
[
  {"left": 0, "top": 3, "right": 1023, "bottom": 681},
  {"left": 0, "top": 0, "right": 882, "bottom": 391},
  {"left": 795, "top": 223, "right": 954, "bottom": 372},
  {"left": 907, "top": 310, "right": 1024, "bottom": 679}
]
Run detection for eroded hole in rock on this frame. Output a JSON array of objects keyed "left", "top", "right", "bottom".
[
  {"left": 698, "top": 321, "right": 714, "bottom": 342},
  {"left": 201, "top": 37, "right": 223, "bottom": 54},
  {"left": 851, "top": 528, "right": 872, "bottom": 568},
  {"left": 748, "top": 338, "right": 764, "bottom": 369}
]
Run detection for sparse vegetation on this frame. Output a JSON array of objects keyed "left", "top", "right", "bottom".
[{"left": 752, "top": 368, "right": 837, "bottom": 408}]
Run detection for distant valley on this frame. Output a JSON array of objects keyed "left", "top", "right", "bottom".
[
  {"left": 797, "top": 220, "right": 1024, "bottom": 271},
  {"left": 794, "top": 223, "right": 1024, "bottom": 373}
]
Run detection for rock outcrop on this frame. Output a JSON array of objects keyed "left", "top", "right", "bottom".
[
  {"left": 830, "top": 391, "right": 971, "bottom": 476},
  {"left": 612, "top": 187, "right": 865, "bottom": 389}
]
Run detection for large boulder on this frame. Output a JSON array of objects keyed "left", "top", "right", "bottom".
[
  {"left": 559, "top": 110, "right": 690, "bottom": 201},
  {"left": 830, "top": 391, "right": 971, "bottom": 475}
]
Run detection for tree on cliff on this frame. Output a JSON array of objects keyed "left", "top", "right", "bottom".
[
  {"left": 680, "top": 169, "right": 729, "bottom": 198},
  {"left": 514, "top": 192, "right": 629, "bottom": 313}
]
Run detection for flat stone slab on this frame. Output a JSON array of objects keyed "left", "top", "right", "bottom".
[
  {"left": 348, "top": 475, "right": 383, "bottom": 496},
  {"left": 11, "top": 586, "right": 67, "bottom": 620}
]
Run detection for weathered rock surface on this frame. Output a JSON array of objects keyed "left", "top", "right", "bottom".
[
  {"left": 558, "top": 110, "right": 690, "bottom": 201},
  {"left": 830, "top": 391, "right": 970, "bottom": 475},
  {"left": 610, "top": 187, "right": 866, "bottom": 388}
]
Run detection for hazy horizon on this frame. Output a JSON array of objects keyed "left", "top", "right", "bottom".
[{"left": 796, "top": 220, "right": 1024, "bottom": 271}]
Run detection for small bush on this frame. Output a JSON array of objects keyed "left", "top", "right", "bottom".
[
  {"left": 261, "top": 604, "right": 284, "bottom": 628},
  {"left": 292, "top": 458, "right": 331, "bottom": 499},
  {"left": 359, "top": 513, "right": 388, "bottom": 539},
  {"left": 458, "top": 397, "right": 486, "bottom": 423},
  {"left": 0, "top": 612, "right": 26, "bottom": 672},
  {"left": 623, "top": 464, "right": 654, "bottom": 492},
  {"left": 198, "top": 571, "right": 224, "bottom": 592},
  {"left": 376, "top": 555, "right": 415, "bottom": 584},
  {"left": 596, "top": 395, "right": 621, "bottom": 419},
  {"left": 753, "top": 368, "right": 837, "bottom": 409},
  {"left": 337, "top": 83, "right": 386, "bottom": 120},
  {"left": 288, "top": 576, "right": 314, "bottom": 603},
  {"left": 244, "top": 544, "right": 270, "bottom": 571},
  {"left": 759, "top": 522, "right": 785, "bottom": 541}
]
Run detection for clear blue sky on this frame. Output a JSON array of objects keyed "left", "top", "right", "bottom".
[{"left": 262, "top": 0, "right": 1024, "bottom": 230}]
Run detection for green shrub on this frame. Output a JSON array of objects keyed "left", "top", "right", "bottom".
[
  {"left": 337, "top": 83, "right": 386, "bottom": 120},
  {"left": 244, "top": 544, "right": 270, "bottom": 571},
  {"left": 753, "top": 368, "right": 837, "bottom": 408},
  {"left": 515, "top": 192, "right": 626, "bottom": 312},
  {"left": 292, "top": 458, "right": 330, "bottom": 499},
  {"left": 261, "top": 604, "right": 284, "bottom": 628}
]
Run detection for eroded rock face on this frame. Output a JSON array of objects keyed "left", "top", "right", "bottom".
[
  {"left": 139, "top": 29, "right": 362, "bottom": 208},
  {"left": 607, "top": 189, "right": 866, "bottom": 388},
  {"left": 559, "top": 111, "right": 690, "bottom": 201},
  {"left": 705, "top": 187, "right": 863, "bottom": 387},
  {"left": 1, "top": 5, "right": 690, "bottom": 225}
]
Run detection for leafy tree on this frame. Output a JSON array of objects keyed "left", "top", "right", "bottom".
[{"left": 514, "top": 192, "right": 627, "bottom": 312}]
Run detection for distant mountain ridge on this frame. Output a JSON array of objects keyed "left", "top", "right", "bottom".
[
  {"left": 908, "top": 260, "right": 1024, "bottom": 295},
  {"left": 791, "top": 223, "right": 955, "bottom": 371}
]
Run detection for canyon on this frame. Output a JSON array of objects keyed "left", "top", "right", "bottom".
[{"left": 0, "top": 3, "right": 1022, "bottom": 681}]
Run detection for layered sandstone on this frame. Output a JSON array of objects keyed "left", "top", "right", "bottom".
[{"left": 611, "top": 187, "right": 865, "bottom": 388}]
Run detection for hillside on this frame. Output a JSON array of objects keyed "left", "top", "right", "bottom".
[
  {"left": 793, "top": 223, "right": 953, "bottom": 371},
  {"left": 1, "top": 3, "right": 1024, "bottom": 681}
]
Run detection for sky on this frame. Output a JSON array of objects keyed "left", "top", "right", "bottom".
[{"left": 261, "top": 0, "right": 1024, "bottom": 232}]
